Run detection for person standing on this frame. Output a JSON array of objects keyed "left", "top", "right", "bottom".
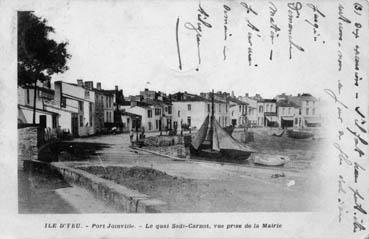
[{"left": 129, "top": 129, "right": 134, "bottom": 146}]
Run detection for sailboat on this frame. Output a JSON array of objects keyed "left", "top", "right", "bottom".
[{"left": 190, "top": 92, "right": 256, "bottom": 161}]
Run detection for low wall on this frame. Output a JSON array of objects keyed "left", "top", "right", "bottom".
[
  {"left": 51, "top": 163, "right": 167, "bottom": 213},
  {"left": 18, "top": 127, "right": 39, "bottom": 169},
  {"left": 144, "top": 144, "right": 188, "bottom": 158},
  {"left": 143, "top": 135, "right": 183, "bottom": 146},
  {"left": 142, "top": 135, "right": 190, "bottom": 158}
]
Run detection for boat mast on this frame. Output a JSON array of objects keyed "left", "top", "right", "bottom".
[{"left": 210, "top": 89, "right": 214, "bottom": 150}]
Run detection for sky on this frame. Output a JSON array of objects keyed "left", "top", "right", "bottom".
[{"left": 33, "top": 0, "right": 341, "bottom": 98}]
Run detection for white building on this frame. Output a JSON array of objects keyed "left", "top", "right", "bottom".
[
  {"left": 51, "top": 80, "right": 95, "bottom": 137},
  {"left": 276, "top": 101, "right": 299, "bottom": 128},
  {"left": 121, "top": 101, "right": 169, "bottom": 132},
  {"left": 229, "top": 97, "right": 248, "bottom": 127},
  {"left": 171, "top": 92, "right": 229, "bottom": 130},
  {"left": 18, "top": 83, "right": 58, "bottom": 129},
  {"left": 286, "top": 93, "right": 322, "bottom": 128},
  {"left": 257, "top": 99, "right": 278, "bottom": 127},
  {"left": 238, "top": 95, "right": 258, "bottom": 127}
]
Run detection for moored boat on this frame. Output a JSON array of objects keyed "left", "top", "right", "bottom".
[
  {"left": 253, "top": 153, "right": 290, "bottom": 166},
  {"left": 190, "top": 91, "right": 256, "bottom": 161},
  {"left": 287, "top": 129, "right": 313, "bottom": 139}
]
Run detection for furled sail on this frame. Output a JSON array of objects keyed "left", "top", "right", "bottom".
[
  {"left": 212, "top": 118, "right": 256, "bottom": 152},
  {"left": 192, "top": 115, "right": 256, "bottom": 153},
  {"left": 191, "top": 115, "right": 209, "bottom": 150}
]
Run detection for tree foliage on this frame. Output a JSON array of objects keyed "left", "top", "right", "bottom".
[{"left": 18, "top": 11, "right": 71, "bottom": 87}]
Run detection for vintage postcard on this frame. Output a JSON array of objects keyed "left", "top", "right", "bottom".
[{"left": 0, "top": 0, "right": 368, "bottom": 238}]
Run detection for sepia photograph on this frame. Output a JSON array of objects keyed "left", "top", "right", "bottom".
[
  {"left": 17, "top": 9, "right": 329, "bottom": 214},
  {"left": 1, "top": 0, "right": 367, "bottom": 237}
]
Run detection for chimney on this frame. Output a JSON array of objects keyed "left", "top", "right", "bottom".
[
  {"left": 298, "top": 93, "right": 301, "bottom": 97},
  {"left": 245, "top": 93, "right": 249, "bottom": 97},
  {"left": 96, "top": 82, "right": 101, "bottom": 90},
  {"left": 85, "top": 81, "right": 93, "bottom": 90},
  {"left": 115, "top": 85, "right": 118, "bottom": 91},
  {"left": 77, "top": 79, "right": 83, "bottom": 87}
]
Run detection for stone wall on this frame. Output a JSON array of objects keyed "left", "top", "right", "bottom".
[
  {"left": 142, "top": 135, "right": 190, "bottom": 158},
  {"left": 143, "top": 135, "right": 184, "bottom": 147},
  {"left": 145, "top": 144, "right": 188, "bottom": 158},
  {"left": 18, "top": 127, "right": 39, "bottom": 169}
]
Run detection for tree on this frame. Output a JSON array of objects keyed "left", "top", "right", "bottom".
[{"left": 18, "top": 11, "right": 71, "bottom": 125}]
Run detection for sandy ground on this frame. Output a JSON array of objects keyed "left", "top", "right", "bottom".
[{"left": 53, "top": 129, "right": 327, "bottom": 212}]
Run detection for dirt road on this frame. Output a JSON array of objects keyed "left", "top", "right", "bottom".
[{"left": 55, "top": 130, "right": 325, "bottom": 212}]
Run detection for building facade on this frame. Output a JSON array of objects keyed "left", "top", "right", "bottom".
[
  {"left": 53, "top": 80, "right": 95, "bottom": 137},
  {"left": 18, "top": 83, "right": 58, "bottom": 130},
  {"left": 229, "top": 97, "right": 248, "bottom": 127}
]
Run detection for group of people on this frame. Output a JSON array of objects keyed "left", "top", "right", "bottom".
[{"left": 129, "top": 128, "right": 145, "bottom": 146}]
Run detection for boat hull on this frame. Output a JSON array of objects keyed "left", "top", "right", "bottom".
[
  {"left": 253, "top": 154, "right": 289, "bottom": 166},
  {"left": 287, "top": 130, "right": 313, "bottom": 139},
  {"left": 190, "top": 146, "right": 252, "bottom": 161}
]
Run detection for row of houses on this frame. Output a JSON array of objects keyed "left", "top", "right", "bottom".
[
  {"left": 18, "top": 79, "right": 124, "bottom": 137},
  {"left": 18, "top": 80, "right": 323, "bottom": 137},
  {"left": 122, "top": 90, "right": 323, "bottom": 132}
]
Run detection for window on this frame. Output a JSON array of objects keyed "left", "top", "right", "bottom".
[
  {"left": 89, "top": 103, "right": 93, "bottom": 126},
  {"left": 26, "top": 89, "right": 30, "bottom": 104},
  {"left": 259, "top": 106, "right": 263, "bottom": 113},
  {"left": 148, "top": 122, "right": 152, "bottom": 130},
  {"left": 148, "top": 109, "right": 152, "bottom": 118},
  {"left": 155, "top": 120, "right": 159, "bottom": 129},
  {"left": 79, "top": 101, "right": 84, "bottom": 112},
  {"left": 312, "top": 108, "right": 315, "bottom": 115},
  {"left": 187, "top": 104, "right": 191, "bottom": 111},
  {"left": 80, "top": 115, "right": 84, "bottom": 127},
  {"left": 187, "top": 116, "right": 191, "bottom": 126},
  {"left": 165, "top": 107, "right": 168, "bottom": 112},
  {"left": 61, "top": 97, "right": 66, "bottom": 108},
  {"left": 85, "top": 90, "right": 90, "bottom": 99},
  {"left": 295, "top": 118, "right": 298, "bottom": 125},
  {"left": 155, "top": 108, "right": 161, "bottom": 116},
  {"left": 106, "top": 96, "right": 108, "bottom": 108},
  {"left": 232, "top": 111, "right": 234, "bottom": 116},
  {"left": 306, "top": 108, "right": 309, "bottom": 115},
  {"left": 168, "top": 106, "right": 172, "bottom": 114},
  {"left": 207, "top": 104, "right": 210, "bottom": 113},
  {"left": 109, "top": 96, "right": 112, "bottom": 108},
  {"left": 178, "top": 110, "right": 180, "bottom": 117},
  {"left": 52, "top": 115, "right": 57, "bottom": 128},
  {"left": 239, "top": 105, "right": 241, "bottom": 112}
]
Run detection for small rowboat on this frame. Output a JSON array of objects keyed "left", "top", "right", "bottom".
[
  {"left": 287, "top": 129, "right": 314, "bottom": 139},
  {"left": 272, "top": 130, "right": 285, "bottom": 137},
  {"left": 253, "top": 153, "right": 290, "bottom": 166}
]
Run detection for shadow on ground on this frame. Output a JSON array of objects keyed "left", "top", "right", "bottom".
[{"left": 39, "top": 141, "right": 111, "bottom": 162}]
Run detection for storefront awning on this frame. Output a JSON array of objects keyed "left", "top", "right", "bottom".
[
  {"left": 281, "top": 116, "right": 294, "bottom": 121},
  {"left": 265, "top": 116, "right": 278, "bottom": 122},
  {"left": 305, "top": 117, "right": 321, "bottom": 124}
]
